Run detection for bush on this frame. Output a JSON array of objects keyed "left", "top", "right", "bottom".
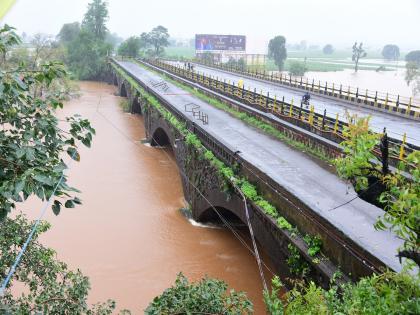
[
  {"left": 263, "top": 271, "right": 419, "bottom": 315},
  {"left": 323, "top": 44, "right": 334, "bottom": 55},
  {"left": 145, "top": 273, "right": 253, "bottom": 314},
  {"left": 405, "top": 50, "right": 420, "bottom": 64},
  {"left": 287, "top": 271, "right": 419, "bottom": 314},
  {"left": 288, "top": 61, "right": 307, "bottom": 76}
]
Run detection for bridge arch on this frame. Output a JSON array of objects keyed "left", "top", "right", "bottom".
[
  {"left": 197, "top": 206, "right": 246, "bottom": 227},
  {"left": 131, "top": 94, "right": 142, "bottom": 114},
  {"left": 151, "top": 127, "right": 171, "bottom": 147},
  {"left": 120, "top": 82, "right": 128, "bottom": 97}
]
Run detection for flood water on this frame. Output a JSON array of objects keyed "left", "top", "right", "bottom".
[
  {"left": 304, "top": 68, "right": 417, "bottom": 99},
  {"left": 17, "top": 82, "right": 271, "bottom": 313}
]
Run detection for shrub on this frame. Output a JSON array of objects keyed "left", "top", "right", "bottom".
[
  {"left": 145, "top": 273, "right": 253, "bottom": 314},
  {"left": 288, "top": 61, "right": 308, "bottom": 76}
]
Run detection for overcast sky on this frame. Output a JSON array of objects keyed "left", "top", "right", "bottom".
[{"left": 2, "top": 0, "right": 420, "bottom": 53}]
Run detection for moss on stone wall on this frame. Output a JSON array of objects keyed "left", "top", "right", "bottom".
[{"left": 112, "top": 61, "right": 325, "bottom": 277}]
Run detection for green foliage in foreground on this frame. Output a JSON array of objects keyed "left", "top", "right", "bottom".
[
  {"left": 0, "top": 25, "right": 95, "bottom": 219},
  {"left": 0, "top": 215, "right": 117, "bottom": 314},
  {"left": 145, "top": 273, "right": 253, "bottom": 315},
  {"left": 335, "top": 114, "right": 381, "bottom": 191},
  {"left": 335, "top": 113, "right": 419, "bottom": 267},
  {"left": 264, "top": 271, "right": 419, "bottom": 315}
]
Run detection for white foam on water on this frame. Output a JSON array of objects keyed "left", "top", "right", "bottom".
[{"left": 187, "top": 218, "right": 221, "bottom": 229}]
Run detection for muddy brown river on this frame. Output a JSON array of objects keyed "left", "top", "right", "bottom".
[{"left": 18, "top": 81, "right": 271, "bottom": 313}]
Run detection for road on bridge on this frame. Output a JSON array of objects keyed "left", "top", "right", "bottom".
[
  {"left": 117, "top": 60, "right": 404, "bottom": 273},
  {"left": 167, "top": 61, "right": 420, "bottom": 146}
]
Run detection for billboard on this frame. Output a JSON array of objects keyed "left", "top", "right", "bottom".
[{"left": 195, "top": 34, "right": 246, "bottom": 52}]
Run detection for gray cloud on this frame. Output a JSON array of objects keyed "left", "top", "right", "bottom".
[{"left": 3, "top": 0, "right": 420, "bottom": 52}]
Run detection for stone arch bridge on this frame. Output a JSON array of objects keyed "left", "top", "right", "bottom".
[{"left": 109, "top": 59, "right": 403, "bottom": 287}]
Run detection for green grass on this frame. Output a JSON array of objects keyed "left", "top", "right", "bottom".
[
  {"left": 118, "top": 99, "right": 130, "bottom": 112},
  {"left": 164, "top": 46, "right": 195, "bottom": 59}
]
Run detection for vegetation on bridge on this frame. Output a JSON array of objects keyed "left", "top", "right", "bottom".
[{"left": 335, "top": 114, "right": 420, "bottom": 267}]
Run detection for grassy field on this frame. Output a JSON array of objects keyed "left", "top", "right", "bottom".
[
  {"left": 164, "top": 46, "right": 195, "bottom": 59},
  {"left": 164, "top": 46, "right": 406, "bottom": 72}
]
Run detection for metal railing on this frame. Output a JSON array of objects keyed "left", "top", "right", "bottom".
[
  {"left": 144, "top": 58, "right": 418, "bottom": 163},
  {"left": 190, "top": 59, "right": 420, "bottom": 119}
]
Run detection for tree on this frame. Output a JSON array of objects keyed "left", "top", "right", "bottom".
[
  {"left": 382, "top": 44, "right": 400, "bottom": 60},
  {"left": 81, "top": 0, "right": 109, "bottom": 40},
  {"left": 405, "top": 50, "right": 420, "bottom": 64},
  {"left": 288, "top": 61, "right": 307, "bottom": 76},
  {"left": 118, "top": 36, "right": 142, "bottom": 57},
  {"left": 64, "top": 0, "right": 112, "bottom": 80},
  {"left": 30, "top": 33, "right": 65, "bottom": 69},
  {"left": 405, "top": 62, "right": 420, "bottom": 96},
  {"left": 106, "top": 32, "right": 124, "bottom": 48},
  {"left": 67, "top": 29, "right": 112, "bottom": 80},
  {"left": 0, "top": 25, "right": 95, "bottom": 219},
  {"left": 143, "top": 25, "right": 170, "bottom": 56},
  {"left": 323, "top": 44, "right": 334, "bottom": 55},
  {"left": 57, "top": 22, "right": 81, "bottom": 43},
  {"left": 299, "top": 40, "right": 307, "bottom": 51},
  {"left": 0, "top": 215, "right": 116, "bottom": 313},
  {"left": 145, "top": 273, "right": 253, "bottom": 314},
  {"left": 268, "top": 35, "right": 287, "bottom": 71},
  {"left": 352, "top": 42, "right": 367, "bottom": 72},
  {"left": 404, "top": 58, "right": 420, "bottom": 97}
]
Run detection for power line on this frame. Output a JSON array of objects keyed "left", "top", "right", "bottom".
[{"left": 96, "top": 105, "right": 276, "bottom": 285}]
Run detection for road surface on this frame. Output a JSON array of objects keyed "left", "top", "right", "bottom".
[{"left": 167, "top": 61, "right": 420, "bottom": 146}]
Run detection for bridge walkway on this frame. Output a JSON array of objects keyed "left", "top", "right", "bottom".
[
  {"left": 117, "top": 60, "right": 403, "bottom": 273},
  {"left": 167, "top": 61, "right": 420, "bottom": 146}
]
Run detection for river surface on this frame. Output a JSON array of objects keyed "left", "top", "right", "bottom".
[{"left": 17, "top": 82, "right": 270, "bottom": 313}]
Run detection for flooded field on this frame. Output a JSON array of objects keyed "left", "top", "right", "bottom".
[{"left": 304, "top": 68, "right": 416, "bottom": 98}]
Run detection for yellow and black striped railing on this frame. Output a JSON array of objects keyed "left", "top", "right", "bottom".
[
  {"left": 148, "top": 58, "right": 419, "bottom": 163},
  {"left": 192, "top": 59, "right": 420, "bottom": 120}
]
